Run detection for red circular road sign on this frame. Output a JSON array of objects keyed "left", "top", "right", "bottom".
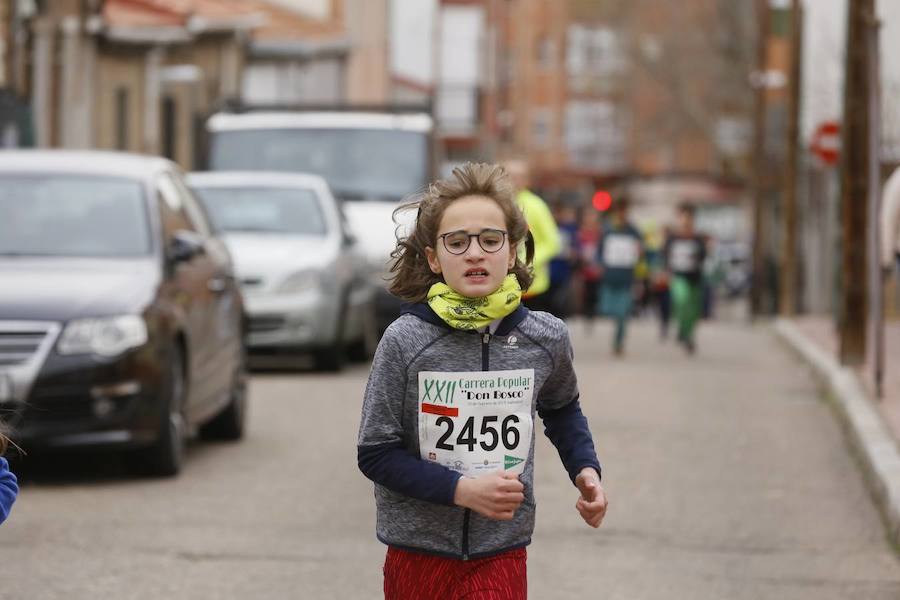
[{"left": 810, "top": 121, "right": 841, "bottom": 166}]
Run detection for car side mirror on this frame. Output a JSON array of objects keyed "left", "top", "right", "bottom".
[{"left": 168, "top": 230, "right": 206, "bottom": 263}]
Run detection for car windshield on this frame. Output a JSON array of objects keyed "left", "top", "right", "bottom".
[
  {"left": 208, "top": 128, "right": 428, "bottom": 201},
  {"left": 191, "top": 186, "right": 328, "bottom": 235},
  {"left": 0, "top": 175, "right": 151, "bottom": 257}
]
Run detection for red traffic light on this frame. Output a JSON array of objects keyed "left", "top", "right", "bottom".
[{"left": 592, "top": 190, "right": 612, "bottom": 212}]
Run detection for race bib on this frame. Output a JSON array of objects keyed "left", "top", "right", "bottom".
[
  {"left": 603, "top": 235, "right": 640, "bottom": 268},
  {"left": 669, "top": 240, "right": 698, "bottom": 272},
  {"left": 418, "top": 369, "right": 534, "bottom": 476}
]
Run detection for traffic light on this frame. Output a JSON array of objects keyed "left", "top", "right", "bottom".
[{"left": 592, "top": 190, "right": 612, "bottom": 212}]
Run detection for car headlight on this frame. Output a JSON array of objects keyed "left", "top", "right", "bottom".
[
  {"left": 275, "top": 269, "right": 322, "bottom": 295},
  {"left": 58, "top": 315, "right": 148, "bottom": 357}
]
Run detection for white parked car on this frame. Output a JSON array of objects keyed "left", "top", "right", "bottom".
[
  {"left": 204, "top": 109, "right": 435, "bottom": 333},
  {"left": 187, "top": 171, "right": 377, "bottom": 370}
]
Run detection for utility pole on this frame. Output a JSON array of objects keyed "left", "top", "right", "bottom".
[
  {"left": 866, "top": 8, "right": 883, "bottom": 395},
  {"left": 838, "top": 0, "right": 873, "bottom": 365},
  {"left": 778, "top": 0, "right": 803, "bottom": 316},
  {"left": 751, "top": 0, "right": 771, "bottom": 318},
  {"left": 2, "top": 2, "right": 10, "bottom": 90},
  {"left": 779, "top": 0, "right": 802, "bottom": 315}
]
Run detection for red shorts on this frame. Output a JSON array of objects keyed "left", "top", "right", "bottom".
[{"left": 383, "top": 546, "right": 527, "bottom": 600}]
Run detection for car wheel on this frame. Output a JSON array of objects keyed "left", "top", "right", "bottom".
[
  {"left": 199, "top": 349, "right": 247, "bottom": 441},
  {"left": 313, "top": 344, "right": 345, "bottom": 372},
  {"left": 347, "top": 302, "right": 379, "bottom": 362},
  {"left": 132, "top": 343, "right": 186, "bottom": 477}
]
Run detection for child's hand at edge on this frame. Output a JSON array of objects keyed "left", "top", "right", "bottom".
[
  {"left": 575, "top": 467, "right": 607, "bottom": 528},
  {"left": 454, "top": 471, "right": 525, "bottom": 521}
]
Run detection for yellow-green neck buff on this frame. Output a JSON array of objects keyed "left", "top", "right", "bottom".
[{"left": 427, "top": 274, "right": 522, "bottom": 331}]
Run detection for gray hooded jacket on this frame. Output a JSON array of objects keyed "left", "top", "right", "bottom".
[{"left": 357, "top": 303, "right": 601, "bottom": 559}]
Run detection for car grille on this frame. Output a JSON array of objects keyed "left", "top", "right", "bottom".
[
  {"left": 24, "top": 389, "right": 96, "bottom": 421},
  {"left": 0, "top": 324, "right": 54, "bottom": 366},
  {"left": 249, "top": 315, "right": 286, "bottom": 333}
]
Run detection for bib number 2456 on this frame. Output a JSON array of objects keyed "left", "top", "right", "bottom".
[{"left": 434, "top": 415, "right": 520, "bottom": 452}]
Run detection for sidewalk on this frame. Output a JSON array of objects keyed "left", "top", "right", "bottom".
[
  {"left": 775, "top": 316, "right": 900, "bottom": 547},
  {"left": 791, "top": 316, "right": 900, "bottom": 439}
]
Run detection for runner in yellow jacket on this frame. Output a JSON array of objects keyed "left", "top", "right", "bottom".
[{"left": 505, "top": 160, "right": 561, "bottom": 310}]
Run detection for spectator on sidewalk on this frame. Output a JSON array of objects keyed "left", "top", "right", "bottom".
[
  {"left": 664, "top": 203, "right": 708, "bottom": 355},
  {"left": 597, "top": 196, "right": 644, "bottom": 356},
  {"left": 504, "top": 159, "right": 561, "bottom": 313},
  {"left": 882, "top": 165, "right": 900, "bottom": 278}
]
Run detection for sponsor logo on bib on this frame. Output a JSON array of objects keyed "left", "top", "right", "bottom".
[{"left": 504, "top": 455, "right": 525, "bottom": 470}]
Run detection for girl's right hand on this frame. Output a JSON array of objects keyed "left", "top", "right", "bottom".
[{"left": 453, "top": 471, "right": 524, "bottom": 520}]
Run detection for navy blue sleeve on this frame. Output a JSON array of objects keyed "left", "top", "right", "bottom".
[
  {"left": 0, "top": 457, "right": 18, "bottom": 525},
  {"left": 538, "top": 397, "right": 602, "bottom": 484},
  {"left": 356, "top": 325, "right": 464, "bottom": 507},
  {"left": 358, "top": 442, "right": 462, "bottom": 506}
]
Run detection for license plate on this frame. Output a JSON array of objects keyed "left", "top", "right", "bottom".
[{"left": 0, "top": 372, "right": 12, "bottom": 403}]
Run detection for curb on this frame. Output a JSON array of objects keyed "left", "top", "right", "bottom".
[{"left": 774, "top": 318, "right": 900, "bottom": 547}]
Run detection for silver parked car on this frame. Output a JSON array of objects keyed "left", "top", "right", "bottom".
[{"left": 187, "top": 171, "right": 377, "bottom": 370}]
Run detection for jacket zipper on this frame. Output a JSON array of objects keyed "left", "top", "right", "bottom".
[
  {"left": 461, "top": 509, "right": 471, "bottom": 560},
  {"left": 463, "top": 331, "right": 492, "bottom": 560}
]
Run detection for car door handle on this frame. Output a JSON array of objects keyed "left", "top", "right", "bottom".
[{"left": 208, "top": 277, "right": 227, "bottom": 293}]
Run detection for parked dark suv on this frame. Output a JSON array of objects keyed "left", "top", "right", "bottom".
[{"left": 0, "top": 151, "right": 247, "bottom": 476}]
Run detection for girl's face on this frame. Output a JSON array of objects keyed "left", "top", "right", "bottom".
[{"left": 425, "top": 195, "right": 517, "bottom": 298}]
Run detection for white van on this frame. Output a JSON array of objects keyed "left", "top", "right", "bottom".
[{"left": 205, "top": 109, "right": 435, "bottom": 332}]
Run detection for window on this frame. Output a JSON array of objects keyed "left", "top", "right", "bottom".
[
  {"left": 157, "top": 174, "right": 193, "bottom": 239},
  {"left": 192, "top": 186, "right": 327, "bottom": 236},
  {"left": 169, "top": 172, "right": 213, "bottom": 238},
  {"left": 565, "top": 101, "right": 627, "bottom": 170},
  {"left": 0, "top": 175, "right": 151, "bottom": 257},
  {"left": 567, "top": 24, "right": 625, "bottom": 79},
  {"left": 537, "top": 36, "right": 556, "bottom": 69},
  {"left": 532, "top": 109, "right": 553, "bottom": 149}
]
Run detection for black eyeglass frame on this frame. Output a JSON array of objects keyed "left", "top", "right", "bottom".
[{"left": 438, "top": 228, "right": 509, "bottom": 255}]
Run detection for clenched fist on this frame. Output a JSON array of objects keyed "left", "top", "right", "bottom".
[{"left": 454, "top": 471, "right": 525, "bottom": 521}]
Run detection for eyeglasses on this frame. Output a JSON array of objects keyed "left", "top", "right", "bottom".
[{"left": 438, "top": 228, "right": 508, "bottom": 255}]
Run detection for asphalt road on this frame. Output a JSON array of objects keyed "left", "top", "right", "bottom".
[{"left": 3, "top": 317, "right": 900, "bottom": 599}]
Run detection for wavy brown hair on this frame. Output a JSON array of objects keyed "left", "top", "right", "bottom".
[{"left": 388, "top": 162, "right": 534, "bottom": 303}]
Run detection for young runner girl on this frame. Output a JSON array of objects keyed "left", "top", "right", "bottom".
[{"left": 357, "top": 163, "right": 607, "bottom": 599}]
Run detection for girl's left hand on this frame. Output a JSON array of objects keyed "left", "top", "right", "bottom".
[{"left": 574, "top": 467, "right": 607, "bottom": 528}]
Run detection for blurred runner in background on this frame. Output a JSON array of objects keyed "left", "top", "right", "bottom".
[
  {"left": 548, "top": 204, "right": 579, "bottom": 319},
  {"left": 644, "top": 223, "right": 672, "bottom": 340},
  {"left": 597, "top": 197, "right": 644, "bottom": 356},
  {"left": 664, "top": 204, "right": 708, "bottom": 355},
  {"left": 504, "top": 159, "right": 561, "bottom": 313},
  {"left": 576, "top": 208, "right": 603, "bottom": 333}
]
